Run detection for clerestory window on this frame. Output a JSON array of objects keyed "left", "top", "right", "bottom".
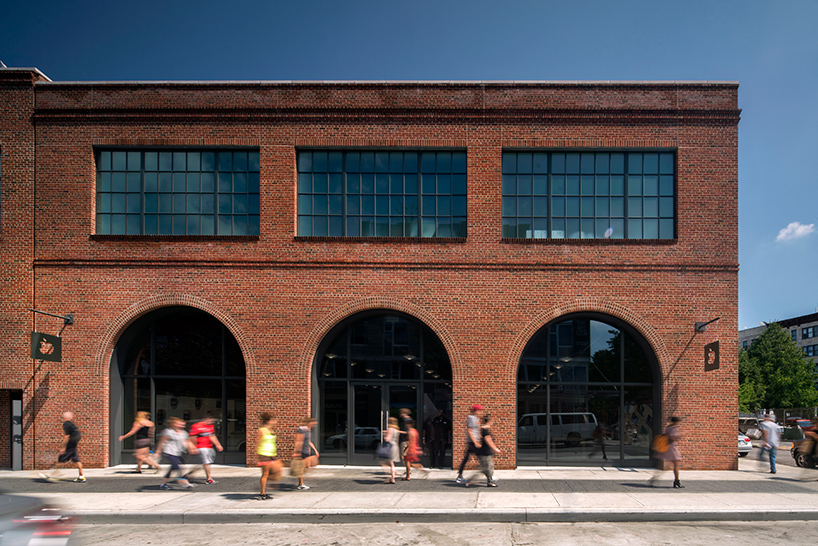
[
  {"left": 297, "top": 150, "right": 467, "bottom": 238},
  {"left": 95, "top": 149, "right": 260, "bottom": 236},
  {"left": 502, "top": 151, "right": 675, "bottom": 240}
]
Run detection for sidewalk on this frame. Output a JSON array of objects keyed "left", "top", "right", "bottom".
[{"left": 3, "top": 457, "right": 817, "bottom": 524}]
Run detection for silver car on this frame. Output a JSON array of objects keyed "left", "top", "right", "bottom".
[{"left": 738, "top": 431, "right": 752, "bottom": 457}]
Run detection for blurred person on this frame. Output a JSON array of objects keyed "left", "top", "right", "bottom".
[
  {"left": 156, "top": 417, "right": 197, "bottom": 490},
  {"left": 189, "top": 412, "right": 224, "bottom": 484},
  {"left": 649, "top": 416, "right": 683, "bottom": 488},
  {"left": 758, "top": 413, "right": 781, "bottom": 474},
  {"left": 256, "top": 412, "right": 282, "bottom": 500},
  {"left": 587, "top": 420, "right": 609, "bottom": 461},
  {"left": 455, "top": 404, "right": 484, "bottom": 484},
  {"left": 40, "top": 411, "right": 85, "bottom": 482},
  {"left": 378, "top": 417, "right": 401, "bottom": 484},
  {"left": 398, "top": 408, "right": 412, "bottom": 479},
  {"left": 401, "top": 419, "right": 426, "bottom": 480},
  {"left": 118, "top": 411, "right": 160, "bottom": 473},
  {"left": 465, "top": 413, "right": 501, "bottom": 487},
  {"left": 292, "top": 417, "right": 319, "bottom": 490}
]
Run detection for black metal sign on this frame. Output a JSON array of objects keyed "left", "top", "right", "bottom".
[
  {"left": 704, "top": 340, "right": 719, "bottom": 371},
  {"left": 31, "top": 332, "right": 62, "bottom": 362}
]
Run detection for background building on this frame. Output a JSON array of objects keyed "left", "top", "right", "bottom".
[
  {"left": 740, "top": 312, "right": 818, "bottom": 357},
  {"left": 0, "top": 67, "right": 740, "bottom": 470}
]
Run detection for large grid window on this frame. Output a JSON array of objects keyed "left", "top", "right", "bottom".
[
  {"left": 502, "top": 151, "right": 675, "bottom": 240},
  {"left": 297, "top": 150, "right": 467, "bottom": 238},
  {"left": 96, "top": 150, "right": 260, "bottom": 236}
]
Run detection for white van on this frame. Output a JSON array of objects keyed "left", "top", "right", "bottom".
[{"left": 517, "top": 412, "right": 598, "bottom": 446}]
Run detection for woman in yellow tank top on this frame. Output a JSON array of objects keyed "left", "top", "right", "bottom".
[{"left": 256, "top": 412, "right": 282, "bottom": 500}]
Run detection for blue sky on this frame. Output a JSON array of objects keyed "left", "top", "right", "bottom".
[{"left": 2, "top": 0, "right": 816, "bottom": 330}]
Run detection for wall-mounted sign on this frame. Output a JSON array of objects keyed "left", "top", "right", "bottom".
[
  {"left": 31, "top": 332, "right": 62, "bottom": 362},
  {"left": 705, "top": 341, "right": 719, "bottom": 371}
]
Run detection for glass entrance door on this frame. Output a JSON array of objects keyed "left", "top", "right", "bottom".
[
  {"left": 349, "top": 383, "right": 420, "bottom": 465},
  {"left": 350, "top": 384, "right": 384, "bottom": 464}
]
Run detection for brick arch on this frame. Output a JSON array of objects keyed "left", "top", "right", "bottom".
[
  {"left": 507, "top": 297, "right": 668, "bottom": 383},
  {"left": 96, "top": 293, "right": 256, "bottom": 377},
  {"left": 301, "top": 297, "right": 460, "bottom": 383}
]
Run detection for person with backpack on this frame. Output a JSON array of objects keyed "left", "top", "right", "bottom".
[
  {"left": 40, "top": 411, "right": 86, "bottom": 483},
  {"left": 649, "top": 416, "right": 683, "bottom": 488}
]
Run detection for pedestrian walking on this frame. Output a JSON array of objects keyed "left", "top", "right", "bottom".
[
  {"left": 465, "top": 413, "right": 501, "bottom": 487},
  {"left": 398, "top": 408, "right": 412, "bottom": 480},
  {"left": 118, "top": 411, "right": 161, "bottom": 473},
  {"left": 401, "top": 419, "right": 425, "bottom": 480},
  {"left": 256, "top": 412, "right": 282, "bottom": 500},
  {"left": 430, "top": 410, "right": 451, "bottom": 469},
  {"left": 156, "top": 417, "right": 197, "bottom": 490},
  {"left": 40, "top": 411, "right": 86, "bottom": 483},
  {"left": 292, "top": 417, "right": 319, "bottom": 490},
  {"left": 649, "top": 416, "right": 683, "bottom": 488},
  {"left": 189, "top": 412, "right": 224, "bottom": 484},
  {"left": 378, "top": 417, "right": 400, "bottom": 484},
  {"left": 455, "top": 404, "right": 484, "bottom": 484},
  {"left": 758, "top": 413, "right": 781, "bottom": 474}
]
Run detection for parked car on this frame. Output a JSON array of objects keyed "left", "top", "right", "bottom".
[
  {"left": 325, "top": 427, "right": 381, "bottom": 450},
  {"left": 0, "top": 493, "right": 75, "bottom": 545},
  {"left": 738, "top": 432, "right": 752, "bottom": 457},
  {"left": 791, "top": 438, "right": 816, "bottom": 468}
]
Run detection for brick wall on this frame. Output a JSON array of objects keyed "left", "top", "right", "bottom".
[{"left": 1, "top": 78, "right": 739, "bottom": 470}]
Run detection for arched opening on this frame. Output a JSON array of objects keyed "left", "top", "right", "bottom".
[
  {"left": 110, "top": 307, "right": 246, "bottom": 465},
  {"left": 314, "top": 311, "right": 453, "bottom": 466},
  {"left": 517, "top": 313, "right": 659, "bottom": 466}
]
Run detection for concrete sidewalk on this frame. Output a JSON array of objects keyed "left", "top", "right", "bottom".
[{"left": 3, "top": 458, "right": 817, "bottom": 524}]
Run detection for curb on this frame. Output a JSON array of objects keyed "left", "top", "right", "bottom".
[{"left": 66, "top": 508, "right": 818, "bottom": 525}]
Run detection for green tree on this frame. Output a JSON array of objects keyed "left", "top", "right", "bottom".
[{"left": 739, "top": 323, "right": 818, "bottom": 411}]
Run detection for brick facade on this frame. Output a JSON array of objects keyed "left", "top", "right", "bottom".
[{"left": 0, "top": 70, "right": 740, "bottom": 470}]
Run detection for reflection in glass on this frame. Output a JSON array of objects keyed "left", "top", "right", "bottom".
[
  {"left": 120, "top": 308, "right": 246, "bottom": 464},
  {"left": 517, "top": 316, "right": 655, "bottom": 466},
  {"left": 316, "top": 314, "right": 452, "bottom": 466}
]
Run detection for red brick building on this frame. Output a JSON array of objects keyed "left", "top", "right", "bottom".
[{"left": 0, "top": 66, "right": 739, "bottom": 471}]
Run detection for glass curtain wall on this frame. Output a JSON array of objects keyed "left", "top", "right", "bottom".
[
  {"left": 517, "top": 315, "right": 656, "bottom": 466},
  {"left": 119, "top": 308, "right": 247, "bottom": 464},
  {"left": 316, "top": 314, "right": 453, "bottom": 466}
]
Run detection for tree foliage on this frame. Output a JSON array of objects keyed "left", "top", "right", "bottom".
[{"left": 739, "top": 323, "right": 818, "bottom": 411}]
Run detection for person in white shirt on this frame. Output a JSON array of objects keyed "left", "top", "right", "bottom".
[{"left": 758, "top": 414, "right": 781, "bottom": 474}]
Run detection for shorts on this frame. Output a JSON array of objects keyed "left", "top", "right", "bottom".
[
  {"left": 58, "top": 447, "right": 80, "bottom": 464},
  {"left": 135, "top": 438, "right": 151, "bottom": 449},
  {"left": 257, "top": 455, "right": 279, "bottom": 466},
  {"left": 199, "top": 447, "right": 216, "bottom": 465}
]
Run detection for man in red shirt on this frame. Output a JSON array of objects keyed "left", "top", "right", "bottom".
[{"left": 189, "top": 412, "right": 224, "bottom": 484}]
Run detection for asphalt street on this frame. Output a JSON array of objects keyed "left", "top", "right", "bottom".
[{"left": 71, "top": 520, "right": 817, "bottom": 546}]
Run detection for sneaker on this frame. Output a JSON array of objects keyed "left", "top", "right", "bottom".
[
  {"left": 455, "top": 476, "right": 465, "bottom": 484},
  {"left": 205, "top": 478, "right": 217, "bottom": 484},
  {"left": 487, "top": 481, "right": 498, "bottom": 487},
  {"left": 262, "top": 493, "right": 272, "bottom": 500},
  {"left": 74, "top": 476, "right": 87, "bottom": 483},
  {"left": 159, "top": 483, "right": 172, "bottom": 490},
  {"left": 182, "top": 483, "right": 196, "bottom": 489},
  {"left": 296, "top": 484, "right": 310, "bottom": 491}
]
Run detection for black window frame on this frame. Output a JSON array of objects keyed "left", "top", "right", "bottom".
[
  {"left": 502, "top": 150, "right": 676, "bottom": 240},
  {"left": 95, "top": 148, "right": 260, "bottom": 237},
  {"left": 296, "top": 150, "right": 467, "bottom": 238}
]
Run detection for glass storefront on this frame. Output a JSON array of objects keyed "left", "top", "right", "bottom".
[
  {"left": 316, "top": 313, "right": 453, "bottom": 466},
  {"left": 517, "top": 314, "right": 656, "bottom": 466},
  {"left": 117, "top": 307, "right": 246, "bottom": 464}
]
